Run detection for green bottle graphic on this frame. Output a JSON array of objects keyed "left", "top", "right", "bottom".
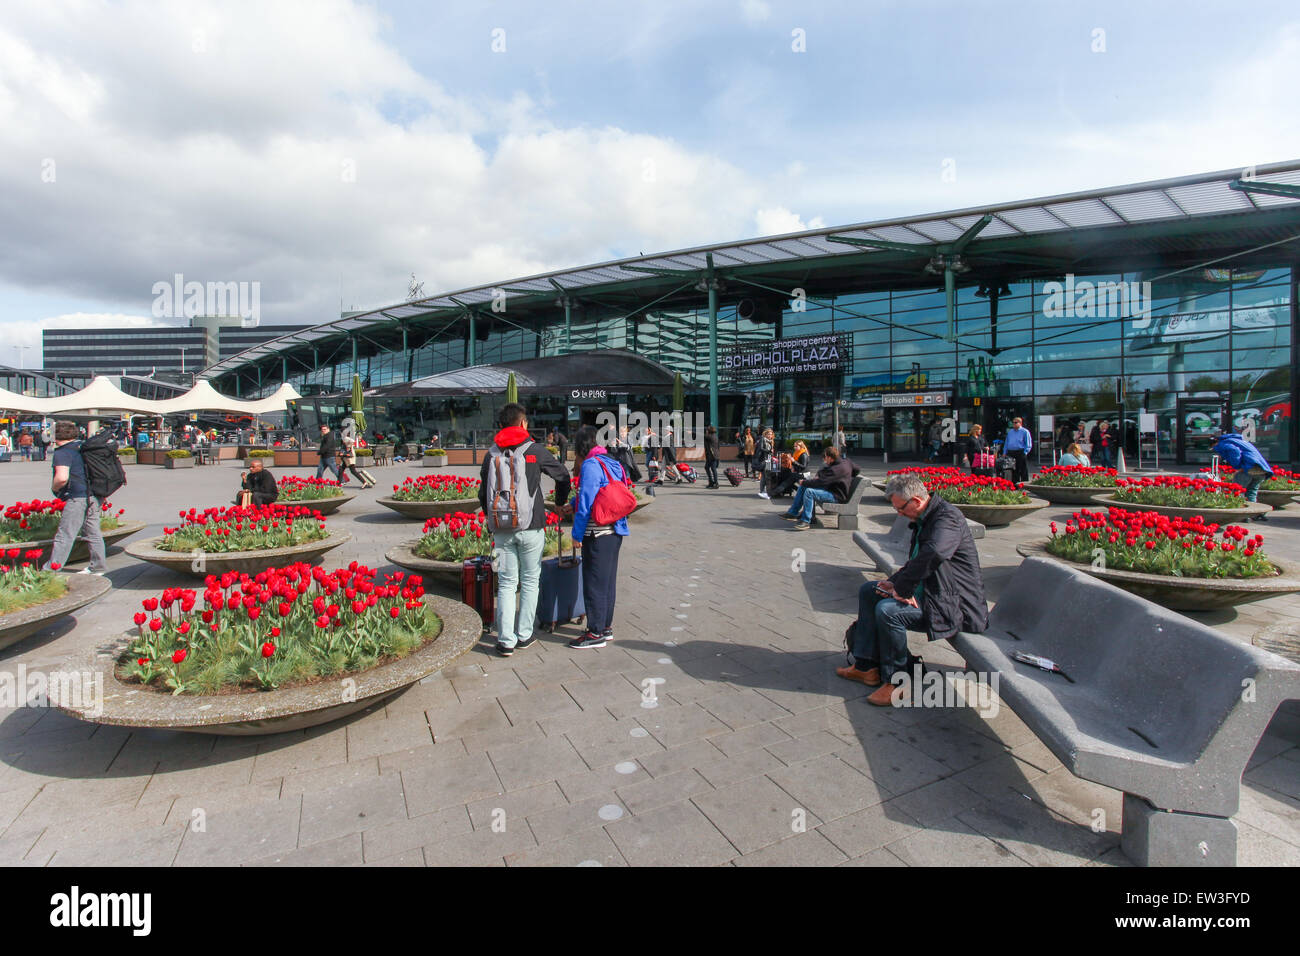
[
  {"left": 985, "top": 358, "right": 997, "bottom": 396},
  {"left": 966, "top": 358, "right": 977, "bottom": 395},
  {"left": 976, "top": 357, "right": 987, "bottom": 396}
]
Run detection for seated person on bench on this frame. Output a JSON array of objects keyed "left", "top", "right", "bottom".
[
  {"left": 236, "top": 457, "right": 279, "bottom": 506},
  {"left": 780, "top": 445, "right": 857, "bottom": 529},
  {"left": 837, "top": 472, "right": 988, "bottom": 705},
  {"left": 770, "top": 441, "right": 811, "bottom": 497}
]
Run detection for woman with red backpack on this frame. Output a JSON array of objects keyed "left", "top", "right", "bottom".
[{"left": 564, "top": 424, "right": 634, "bottom": 649}]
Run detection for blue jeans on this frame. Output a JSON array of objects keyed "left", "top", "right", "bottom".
[
  {"left": 1234, "top": 470, "right": 1264, "bottom": 503},
  {"left": 854, "top": 582, "right": 924, "bottom": 683},
  {"left": 492, "top": 527, "right": 546, "bottom": 648},
  {"left": 785, "top": 485, "right": 835, "bottom": 521},
  {"left": 316, "top": 457, "right": 342, "bottom": 481},
  {"left": 1096, "top": 445, "right": 1112, "bottom": 468}
]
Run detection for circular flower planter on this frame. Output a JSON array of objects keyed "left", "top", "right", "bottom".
[
  {"left": 1252, "top": 488, "right": 1299, "bottom": 509},
  {"left": 385, "top": 539, "right": 467, "bottom": 591},
  {"left": 948, "top": 499, "right": 1049, "bottom": 527},
  {"left": 280, "top": 491, "right": 356, "bottom": 516},
  {"left": 1092, "top": 495, "right": 1272, "bottom": 522},
  {"left": 48, "top": 595, "right": 481, "bottom": 735},
  {"left": 1022, "top": 483, "right": 1118, "bottom": 506},
  {"left": 3, "top": 520, "right": 148, "bottom": 564},
  {"left": 1015, "top": 541, "right": 1300, "bottom": 611},
  {"left": 0, "top": 574, "right": 112, "bottom": 652},
  {"left": 124, "top": 530, "right": 352, "bottom": 579},
  {"left": 375, "top": 496, "right": 481, "bottom": 521}
]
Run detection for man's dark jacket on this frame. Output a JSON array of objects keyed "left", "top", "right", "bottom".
[
  {"left": 889, "top": 495, "right": 989, "bottom": 642},
  {"left": 703, "top": 432, "right": 720, "bottom": 461},
  {"left": 241, "top": 468, "right": 279, "bottom": 505},
  {"left": 477, "top": 426, "right": 572, "bottom": 529},
  {"left": 802, "top": 456, "right": 860, "bottom": 503},
  {"left": 318, "top": 430, "right": 339, "bottom": 459}
]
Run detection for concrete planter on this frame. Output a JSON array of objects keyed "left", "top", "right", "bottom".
[
  {"left": 375, "top": 496, "right": 481, "bottom": 521},
  {"left": 4, "top": 520, "right": 148, "bottom": 564},
  {"left": 164, "top": 456, "right": 195, "bottom": 469},
  {"left": 424, "top": 455, "right": 447, "bottom": 468},
  {"left": 1092, "top": 494, "right": 1271, "bottom": 522},
  {"left": 1016, "top": 541, "right": 1300, "bottom": 611},
  {"left": 124, "top": 530, "right": 352, "bottom": 579},
  {"left": 49, "top": 595, "right": 481, "bottom": 735},
  {"left": 385, "top": 540, "right": 472, "bottom": 591},
  {"left": 0, "top": 574, "right": 112, "bottom": 652},
  {"left": 1252, "top": 488, "right": 1300, "bottom": 509},
  {"left": 279, "top": 491, "right": 355, "bottom": 516},
  {"left": 117, "top": 455, "right": 138, "bottom": 466},
  {"left": 1022, "top": 482, "right": 1119, "bottom": 506},
  {"left": 948, "top": 499, "right": 1048, "bottom": 527}
]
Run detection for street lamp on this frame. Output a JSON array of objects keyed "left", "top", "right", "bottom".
[{"left": 16, "top": 345, "right": 31, "bottom": 369}]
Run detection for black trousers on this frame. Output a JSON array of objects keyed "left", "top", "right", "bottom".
[
  {"left": 1008, "top": 450, "right": 1028, "bottom": 484},
  {"left": 704, "top": 458, "right": 718, "bottom": 485},
  {"left": 582, "top": 533, "right": 623, "bottom": 633}
]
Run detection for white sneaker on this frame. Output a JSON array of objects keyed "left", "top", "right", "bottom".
[
  {"left": 757, "top": 491, "right": 770, "bottom": 499},
  {"left": 77, "top": 568, "right": 106, "bottom": 576}
]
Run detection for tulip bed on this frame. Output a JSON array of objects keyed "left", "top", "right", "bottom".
[
  {"left": 0, "top": 500, "right": 124, "bottom": 544},
  {"left": 414, "top": 510, "right": 572, "bottom": 562},
  {"left": 155, "top": 504, "right": 331, "bottom": 553},
  {"left": 1045, "top": 507, "right": 1275, "bottom": 578},
  {"left": 1112, "top": 475, "right": 1247, "bottom": 509},
  {"left": 390, "top": 474, "right": 481, "bottom": 502},
  {"left": 1030, "top": 465, "right": 1119, "bottom": 487},
  {"left": 1258, "top": 467, "right": 1300, "bottom": 492},
  {"left": 0, "top": 550, "right": 67, "bottom": 615},
  {"left": 119, "top": 561, "right": 438, "bottom": 694},
  {"left": 546, "top": 486, "right": 644, "bottom": 505},
  {"left": 887, "top": 467, "right": 1031, "bottom": 505},
  {"left": 277, "top": 475, "right": 345, "bottom": 501}
]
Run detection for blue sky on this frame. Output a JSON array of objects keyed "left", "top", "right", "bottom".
[{"left": 2, "top": 0, "right": 1298, "bottom": 367}]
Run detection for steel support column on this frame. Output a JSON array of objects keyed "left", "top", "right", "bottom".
[
  {"left": 707, "top": 253, "right": 719, "bottom": 428},
  {"left": 468, "top": 312, "right": 476, "bottom": 366}
]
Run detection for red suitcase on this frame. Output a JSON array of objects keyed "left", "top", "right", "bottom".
[
  {"left": 461, "top": 556, "right": 495, "bottom": 628},
  {"left": 724, "top": 466, "right": 744, "bottom": 487}
]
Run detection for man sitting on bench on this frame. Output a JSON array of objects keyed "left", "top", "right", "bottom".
[
  {"left": 780, "top": 445, "right": 857, "bottom": 530},
  {"left": 237, "top": 456, "right": 279, "bottom": 506},
  {"left": 837, "top": 472, "right": 988, "bottom": 705}
]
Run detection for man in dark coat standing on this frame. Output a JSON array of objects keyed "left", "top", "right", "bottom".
[{"left": 837, "top": 472, "right": 988, "bottom": 705}]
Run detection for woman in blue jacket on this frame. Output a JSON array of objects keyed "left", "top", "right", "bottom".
[
  {"left": 1212, "top": 431, "right": 1274, "bottom": 520},
  {"left": 566, "top": 425, "right": 630, "bottom": 648}
]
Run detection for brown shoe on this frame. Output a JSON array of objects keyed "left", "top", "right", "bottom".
[
  {"left": 835, "top": 665, "right": 881, "bottom": 687},
  {"left": 867, "top": 682, "right": 907, "bottom": 707}
]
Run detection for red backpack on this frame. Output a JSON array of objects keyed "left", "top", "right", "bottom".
[{"left": 590, "top": 456, "right": 637, "bottom": 525}]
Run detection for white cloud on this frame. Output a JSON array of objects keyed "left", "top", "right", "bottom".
[
  {"left": 754, "top": 206, "right": 826, "bottom": 236},
  {"left": 740, "top": 0, "right": 772, "bottom": 25}
]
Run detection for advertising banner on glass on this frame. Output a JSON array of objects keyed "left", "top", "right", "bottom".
[
  {"left": 721, "top": 333, "right": 850, "bottom": 382},
  {"left": 880, "top": 392, "right": 951, "bottom": 408}
]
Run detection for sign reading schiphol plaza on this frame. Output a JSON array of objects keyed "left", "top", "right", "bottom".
[
  {"left": 880, "top": 391, "right": 951, "bottom": 407},
  {"left": 721, "top": 333, "right": 850, "bottom": 381}
]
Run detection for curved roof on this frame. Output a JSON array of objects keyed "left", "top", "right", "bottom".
[{"left": 373, "top": 349, "right": 691, "bottom": 397}]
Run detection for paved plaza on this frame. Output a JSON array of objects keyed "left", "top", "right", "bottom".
[{"left": 0, "top": 456, "right": 1297, "bottom": 867}]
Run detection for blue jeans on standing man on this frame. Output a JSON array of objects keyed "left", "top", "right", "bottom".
[
  {"left": 316, "top": 456, "right": 342, "bottom": 481},
  {"left": 785, "top": 484, "right": 836, "bottom": 522},
  {"left": 492, "top": 527, "right": 546, "bottom": 648}
]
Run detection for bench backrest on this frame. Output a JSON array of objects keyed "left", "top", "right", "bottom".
[
  {"left": 987, "top": 557, "right": 1297, "bottom": 763},
  {"left": 844, "top": 474, "right": 866, "bottom": 504}
]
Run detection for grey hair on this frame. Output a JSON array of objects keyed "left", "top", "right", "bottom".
[{"left": 884, "top": 473, "right": 929, "bottom": 502}]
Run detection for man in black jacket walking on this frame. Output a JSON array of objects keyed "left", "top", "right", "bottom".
[
  {"left": 837, "top": 472, "right": 988, "bottom": 705},
  {"left": 315, "top": 423, "right": 342, "bottom": 481}
]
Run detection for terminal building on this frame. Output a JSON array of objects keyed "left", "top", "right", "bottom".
[{"left": 201, "top": 162, "right": 1300, "bottom": 466}]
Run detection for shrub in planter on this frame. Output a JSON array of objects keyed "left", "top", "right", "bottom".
[
  {"left": 278, "top": 476, "right": 344, "bottom": 502},
  {"left": 1045, "top": 507, "right": 1275, "bottom": 579},
  {"left": 118, "top": 561, "right": 437, "bottom": 694},
  {"left": 1029, "top": 465, "right": 1119, "bottom": 487},
  {"left": 0, "top": 550, "right": 67, "bottom": 615},
  {"left": 166, "top": 449, "right": 193, "bottom": 459},
  {"left": 390, "top": 474, "right": 480, "bottom": 502},
  {"left": 156, "top": 503, "right": 330, "bottom": 553},
  {"left": 546, "top": 445, "right": 561, "bottom": 457},
  {"left": 1112, "top": 475, "right": 1247, "bottom": 509},
  {"left": 423, "top": 448, "right": 447, "bottom": 458},
  {"left": 117, "top": 447, "right": 137, "bottom": 457},
  {"left": 355, "top": 448, "right": 374, "bottom": 458},
  {"left": 0, "top": 499, "right": 124, "bottom": 543},
  {"left": 886, "top": 466, "right": 1031, "bottom": 505},
  {"left": 414, "top": 510, "right": 572, "bottom": 562},
  {"left": 247, "top": 449, "right": 276, "bottom": 459}
]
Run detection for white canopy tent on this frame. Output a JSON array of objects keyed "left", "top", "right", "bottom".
[{"left": 0, "top": 376, "right": 301, "bottom": 417}]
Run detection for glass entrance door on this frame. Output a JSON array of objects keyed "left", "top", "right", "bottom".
[{"left": 1176, "top": 396, "right": 1227, "bottom": 465}]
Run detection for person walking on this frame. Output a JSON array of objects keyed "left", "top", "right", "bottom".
[
  {"left": 341, "top": 432, "right": 376, "bottom": 488},
  {"left": 834, "top": 427, "right": 847, "bottom": 457},
  {"left": 1089, "top": 420, "right": 1116, "bottom": 468},
  {"left": 315, "top": 423, "right": 343, "bottom": 481},
  {"left": 18, "top": 429, "right": 34, "bottom": 461},
  {"left": 43, "top": 421, "right": 108, "bottom": 575},
  {"left": 479, "top": 403, "right": 572, "bottom": 656},
  {"left": 703, "top": 425, "right": 720, "bottom": 488},
  {"left": 33, "top": 425, "right": 48, "bottom": 462},
  {"left": 961, "top": 423, "right": 990, "bottom": 474},
  {"left": 1003, "top": 416, "right": 1032, "bottom": 484},
  {"left": 755, "top": 428, "right": 776, "bottom": 498},
  {"left": 1213, "top": 429, "right": 1274, "bottom": 521},
  {"left": 644, "top": 426, "right": 660, "bottom": 481},
  {"left": 553, "top": 428, "right": 568, "bottom": 465},
  {"left": 660, "top": 423, "right": 683, "bottom": 482},
  {"left": 742, "top": 427, "right": 755, "bottom": 477},
  {"left": 566, "top": 425, "right": 630, "bottom": 649}
]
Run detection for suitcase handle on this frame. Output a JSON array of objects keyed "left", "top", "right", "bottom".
[{"left": 558, "top": 533, "right": 581, "bottom": 568}]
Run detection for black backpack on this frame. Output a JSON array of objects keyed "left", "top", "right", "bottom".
[{"left": 80, "top": 431, "right": 127, "bottom": 499}]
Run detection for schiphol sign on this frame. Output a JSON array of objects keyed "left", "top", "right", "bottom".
[{"left": 722, "top": 332, "right": 850, "bottom": 381}]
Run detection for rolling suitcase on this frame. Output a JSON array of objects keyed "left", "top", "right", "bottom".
[
  {"left": 461, "top": 556, "right": 495, "bottom": 629},
  {"left": 536, "top": 539, "right": 585, "bottom": 632},
  {"left": 676, "top": 463, "right": 697, "bottom": 483},
  {"left": 995, "top": 456, "right": 1017, "bottom": 483},
  {"left": 724, "top": 466, "right": 744, "bottom": 487}
]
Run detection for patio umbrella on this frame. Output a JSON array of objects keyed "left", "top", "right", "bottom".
[
  {"left": 351, "top": 374, "right": 367, "bottom": 432},
  {"left": 506, "top": 371, "right": 518, "bottom": 405},
  {"left": 672, "top": 371, "right": 683, "bottom": 412}
]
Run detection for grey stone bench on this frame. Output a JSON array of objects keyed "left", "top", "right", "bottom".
[
  {"left": 814, "top": 474, "right": 868, "bottom": 530},
  {"left": 853, "top": 514, "right": 985, "bottom": 575},
  {"left": 950, "top": 555, "right": 1300, "bottom": 866}
]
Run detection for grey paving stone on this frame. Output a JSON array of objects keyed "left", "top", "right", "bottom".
[
  {"left": 698, "top": 688, "right": 793, "bottom": 731},
  {"left": 346, "top": 714, "right": 433, "bottom": 761},
  {"left": 946, "top": 753, "right": 1047, "bottom": 802},
  {"left": 524, "top": 793, "right": 627, "bottom": 845},
  {"left": 570, "top": 647, "right": 649, "bottom": 678},
  {"left": 504, "top": 825, "right": 628, "bottom": 867},
  {"left": 838, "top": 847, "right": 908, "bottom": 866},
  {"left": 48, "top": 822, "right": 187, "bottom": 867},
  {"left": 361, "top": 805, "right": 471, "bottom": 862},
  {"left": 1237, "top": 819, "right": 1300, "bottom": 866},
  {"left": 730, "top": 829, "right": 850, "bottom": 867},
  {"left": 450, "top": 668, "right": 528, "bottom": 703},
  {"left": 561, "top": 672, "right": 644, "bottom": 711},
  {"left": 771, "top": 707, "right": 855, "bottom": 741},
  {"left": 767, "top": 752, "right": 891, "bottom": 823},
  {"left": 817, "top": 803, "right": 924, "bottom": 859},
  {"left": 26, "top": 797, "right": 174, "bottom": 857},
  {"left": 536, "top": 707, "right": 621, "bottom": 739},
  {"left": 605, "top": 800, "right": 738, "bottom": 867},
  {"left": 707, "top": 721, "right": 794, "bottom": 758},
  {"left": 163, "top": 779, "right": 284, "bottom": 826},
  {"left": 381, "top": 678, "right": 460, "bottom": 718},
  {"left": 766, "top": 730, "right": 848, "bottom": 767},
  {"left": 299, "top": 772, "right": 409, "bottom": 847},
  {"left": 245, "top": 832, "right": 364, "bottom": 867},
  {"left": 832, "top": 731, "right": 952, "bottom": 796},
  {"left": 425, "top": 698, "right": 511, "bottom": 743},
  {"left": 364, "top": 848, "right": 426, "bottom": 866},
  {"left": 1236, "top": 782, "right": 1300, "bottom": 847},
  {"left": 10, "top": 775, "right": 151, "bottom": 830},
  {"left": 884, "top": 817, "right": 1029, "bottom": 867},
  {"left": 375, "top": 739, "right": 468, "bottom": 775},
  {"left": 885, "top": 776, "right": 994, "bottom": 828},
  {"left": 957, "top": 794, "right": 1117, "bottom": 866},
  {"left": 508, "top": 656, "right": 588, "bottom": 691},
  {"left": 486, "top": 736, "right": 588, "bottom": 792},
  {"left": 466, "top": 781, "right": 568, "bottom": 831},
  {"left": 0, "top": 828, "right": 43, "bottom": 865},
  {"left": 555, "top": 762, "right": 652, "bottom": 802},
  {"left": 174, "top": 796, "right": 303, "bottom": 867},
  {"left": 635, "top": 702, "right": 730, "bottom": 748},
  {"left": 280, "top": 757, "right": 379, "bottom": 797},
  {"left": 693, "top": 775, "right": 824, "bottom": 854},
  {"left": 496, "top": 685, "right": 583, "bottom": 726},
  {"left": 1012, "top": 767, "right": 1123, "bottom": 832},
  {"left": 400, "top": 751, "right": 503, "bottom": 814},
  {"left": 252, "top": 729, "right": 348, "bottom": 781},
  {"left": 562, "top": 715, "right": 666, "bottom": 771},
  {"left": 458, "top": 719, "right": 546, "bottom": 755},
  {"left": 885, "top": 720, "right": 1012, "bottom": 774},
  {"left": 422, "top": 820, "right": 538, "bottom": 866},
  {"left": 694, "top": 746, "right": 787, "bottom": 788},
  {"left": 1244, "top": 752, "right": 1300, "bottom": 800},
  {"left": 617, "top": 769, "right": 714, "bottom": 816}
]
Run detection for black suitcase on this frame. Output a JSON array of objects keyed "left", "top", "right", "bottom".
[
  {"left": 461, "top": 556, "right": 494, "bottom": 629},
  {"left": 724, "top": 466, "right": 744, "bottom": 487},
  {"left": 995, "top": 456, "right": 1017, "bottom": 483},
  {"left": 536, "top": 541, "right": 585, "bottom": 632}
]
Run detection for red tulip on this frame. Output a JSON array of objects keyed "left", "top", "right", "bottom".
[
  {"left": 171, "top": 648, "right": 187, "bottom": 664},
  {"left": 261, "top": 641, "right": 275, "bottom": 658},
  {"left": 148, "top": 618, "right": 163, "bottom": 632}
]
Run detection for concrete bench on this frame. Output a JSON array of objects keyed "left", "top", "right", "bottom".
[
  {"left": 853, "top": 514, "right": 986, "bottom": 575},
  {"left": 815, "top": 475, "right": 868, "bottom": 530},
  {"left": 950, "top": 555, "right": 1300, "bottom": 866}
]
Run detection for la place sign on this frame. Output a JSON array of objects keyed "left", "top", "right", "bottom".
[{"left": 723, "top": 333, "right": 849, "bottom": 381}]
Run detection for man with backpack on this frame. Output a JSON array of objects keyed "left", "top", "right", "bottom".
[
  {"left": 477, "top": 403, "right": 572, "bottom": 657},
  {"left": 44, "top": 421, "right": 125, "bottom": 574}
]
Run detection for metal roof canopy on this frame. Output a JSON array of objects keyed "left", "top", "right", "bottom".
[{"left": 203, "top": 160, "right": 1300, "bottom": 380}]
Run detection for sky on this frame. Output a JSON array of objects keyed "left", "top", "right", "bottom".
[{"left": 4, "top": 0, "right": 1300, "bottom": 367}]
